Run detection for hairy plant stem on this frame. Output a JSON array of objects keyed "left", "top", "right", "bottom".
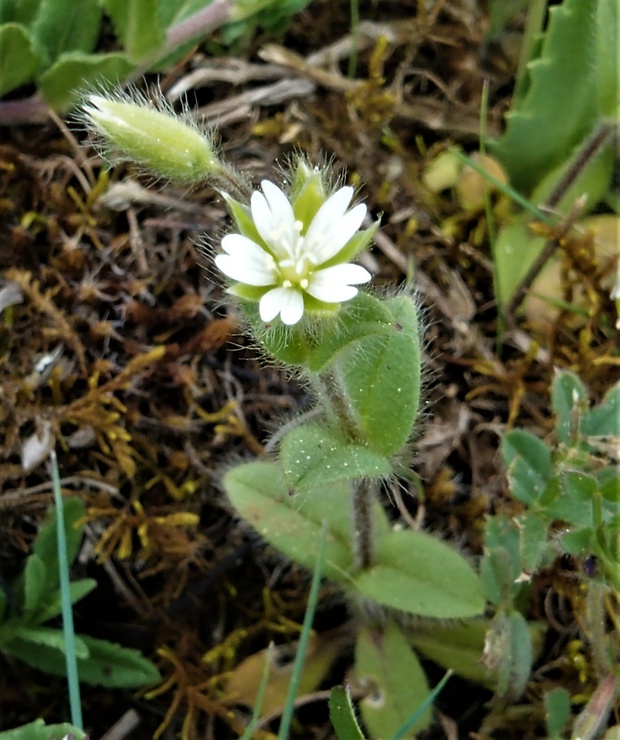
[
  {"left": 351, "top": 478, "right": 376, "bottom": 570},
  {"left": 317, "top": 368, "right": 376, "bottom": 569}
]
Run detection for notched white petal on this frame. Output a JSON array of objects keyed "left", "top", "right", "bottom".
[
  {"left": 215, "top": 254, "right": 275, "bottom": 286},
  {"left": 259, "top": 286, "right": 304, "bottom": 325}
]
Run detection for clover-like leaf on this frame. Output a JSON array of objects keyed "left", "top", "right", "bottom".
[{"left": 502, "top": 430, "right": 552, "bottom": 506}]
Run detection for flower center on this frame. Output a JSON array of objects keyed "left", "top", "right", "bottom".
[{"left": 272, "top": 219, "right": 318, "bottom": 291}]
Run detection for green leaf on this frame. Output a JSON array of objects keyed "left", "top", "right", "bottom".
[
  {"left": 354, "top": 529, "right": 485, "bottom": 618},
  {"left": 334, "top": 294, "right": 421, "bottom": 456},
  {"left": 101, "top": 0, "right": 165, "bottom": 62},
  {"left": 545, "top": 471, "right": 597, "bottom": 526},
  {"left": 596, "top": 0, "right": 620, "bottom": 118},
  {"left": 74, "top": 634, "right": 161, "bottom": 687},
  {"left": 582, "top": 380, "right": 620, "bottom": 438},
  {"left": 481, "top": 545, "right": 520, "bottom": 607},
  {"left": 36, "top": 578, "right": 97, "bottom": 624},
  {"left": 23, "top": 554, "right": 47, "bottom": 620},
  {"left": 280, "top": 423, "right": 392, "bottom": 492},
  {"left": 3, "top": 0, "right": 43, "bottom": 25},
  {"left": 0, "top": 719, "right": 87, "bottom": 740},
  {"left": 551, "top": 370, "right": 588, "bottom": 444},
  {"left": 484, "top": 610, "right": 533, "bottom": 701},
  {"left": 223, "top": 461, "right": 358, "bottom": 583},
  {"left": 516, "top": 512, "right": 549, "bottom": 574},
  {"left": 409, "top": 620, "right": 489, "bottom": 686},
  {"left": 0, "top": 23, "right": 41, "bottom": 96},
  {"left": 306, "top": 293, "right": 396, "bottom": 373},
  {"left": 493, "top": 220, "right": 547, "bottom": 312},
  {"left": 491, "top": 0, "right": 601, "bottom": 193},
  {"left": 38, "top": 51, "right": 134, "bottom": 110},
  {"left": 32, "top": 497, "right": 85, "bottom": 590},
  {"left": 545, "top": 687, "right": 571, "bottom": 739},
  {"left": 329, "top": 686, "right": 366, "bottom": 740},
  {"left": 31, "top": 0, "right": 102, "bottom": 62},
  {"left": 2, "top": 630, "right": 160, "bottom": 687},
  {"left": 502, "top": 430, "right": 552, "bottom": 506},
  {"left": 355, "top": 621, "right": 431, "bottom": 739},
  {"left": 3, "top": 624, "right": 89, "bottom": 658}
]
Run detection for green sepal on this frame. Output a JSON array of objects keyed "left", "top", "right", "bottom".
[
  {"left": 222, "top": 193, "right": 263, "bottom": 246},
  {"left": 325, "top": 217, "right": 380, "bottom": 265},
  {"left": 354, "top": 529, "right": 485, "bottom": 618},
  {"left": 291, "top": 168, "right": 328, "bottom": 228},
  {"left": 280, "top": 423, "right": 392, "bottom": 492},
  {"left": 355, "top": 621, "right": 431, "bottom": 739}
]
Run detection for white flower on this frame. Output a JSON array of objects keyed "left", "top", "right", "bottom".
[{"left": 215, "top": 180, "right": 372, "bottom": 325}]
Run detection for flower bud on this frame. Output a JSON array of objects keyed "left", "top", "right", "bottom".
[{"left": 81, "top": 91, "right": 220, "bottom": 183}]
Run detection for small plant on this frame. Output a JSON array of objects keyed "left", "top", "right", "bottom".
[
  {"left": 0, "top": 0, "right": 310, "bottom": 122},
  {"left": 480, "top": 369, "right": 620, "bottom": 703},
  {"left": 78, "top": 88, "right": 486, "bottom": 737},
  {"left": 0, "top": 496, "right": 161, "bottom": 689}
]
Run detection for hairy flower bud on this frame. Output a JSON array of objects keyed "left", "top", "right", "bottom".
[{"left": 80, "top": 91, "right": 220, "bottom": 183}]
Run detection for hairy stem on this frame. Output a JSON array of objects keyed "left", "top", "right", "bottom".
[{"left": 351, "top": 478, "right": 376, "bottom": 570}]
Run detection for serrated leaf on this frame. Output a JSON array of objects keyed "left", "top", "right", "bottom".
[
  {"left": 36, "top": 578, "right": 97, "bottom": 624},
  {"left": 355, "top": 621, "right": 431, "bottom": 739},
  {"left": 329, "top": 686, "right": 366, "bottom": 740},
  {"left": 73, "top": 634, "right": 161, "bottom": 687},
  {"left": 4, "top": 624, "right": 89, "bottom": 658},
  {"left": 280, "top": 423, "right": 392, "bottom": 492},
  {"left": 0, "top": 719, "right": 87, "bottom": 740},
  {"left": 38, "top": 51, "right": 134, "bottom": 111},
  {"left": 32, "top": 497, "right": 85, "bottom": 587},
  {"left": 31, "top": 0, "right": 101, "bottom": 62},
  {"left": 0, "top": 23, "right": 41, "bottom": 96},
  {"left": 502, "top": 429, "right": 552, "bottom": 506},
  {"left": 551, "top": 370, "right": 588, "bottom": 444},
  {"left": 102, "top": 0, "right": 165, "bottom": 62},
  {"left": 491, "top": 0, "right": 601, "bottom": 193},
  {"left": 354, "top": 529, "right": 485, "bottom": 618},
  {"left": 2, "top": 630, "right": 160, "bottom": 687},
  {"left": 224, "top": 461, "right": 357, "bottom": 583}
]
